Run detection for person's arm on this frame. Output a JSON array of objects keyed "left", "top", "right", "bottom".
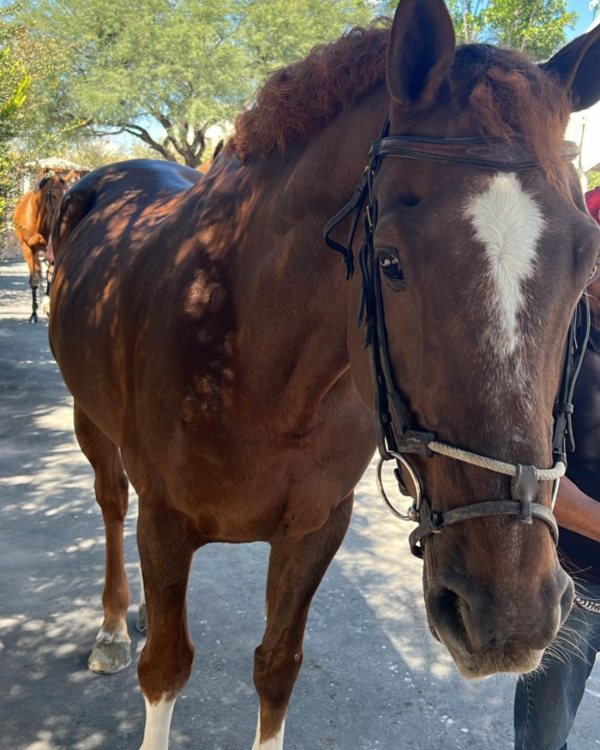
[{"left": 553, "top": 476, "right": 600, "bottom": 543}]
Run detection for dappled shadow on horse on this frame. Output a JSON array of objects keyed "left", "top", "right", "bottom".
[
  {"left": 14, "top": 173, "right": 68, "bottom": 323},
  {"left": 49, "top": 0, "right": 600, "bottom": 748}
]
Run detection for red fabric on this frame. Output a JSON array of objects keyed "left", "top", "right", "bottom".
[{"left": 586, "top": 187, "right": 600, "bottom": 226}]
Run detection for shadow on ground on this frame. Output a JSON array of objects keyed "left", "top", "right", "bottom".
[{"left": 1, "top": 259, "right": 599, "bottom": 750}]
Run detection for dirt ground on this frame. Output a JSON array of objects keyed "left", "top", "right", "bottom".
[{"left": 1, "top": 257, "right": 599, "bottom": 750}]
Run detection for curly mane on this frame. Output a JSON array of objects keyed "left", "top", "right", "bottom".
[
  {"left": 229, "top": 26, "right": 572, "bottom": 185},
  {"left": 228, "top": 25, "right": 389, "bottom": 162}
]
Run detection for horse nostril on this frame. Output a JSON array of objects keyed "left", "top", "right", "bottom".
[
  {"left": 427, "top": 586, "right": 469, "bottom": 644},
  {"left": 434, "top": 586, "right": 459, "bottom": 615}
]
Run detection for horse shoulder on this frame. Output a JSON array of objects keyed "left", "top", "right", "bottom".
[{"left": 13, "top": 192, "right": 35, "bottom": 240}]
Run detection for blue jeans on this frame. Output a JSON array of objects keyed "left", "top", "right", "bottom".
[{"left": 514, "top": 581, "right": 600, "bottom": 750}]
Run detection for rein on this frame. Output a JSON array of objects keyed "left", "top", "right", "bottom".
[{"left": 324, "top": 119, "right": 589, "bottom": 558}]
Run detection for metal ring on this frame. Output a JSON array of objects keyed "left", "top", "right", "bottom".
[
  {"left": 375, "top": 452, "right": 422, "bottom": 521},
  {"left": 551, "top": 476, "right": 560, "bottom": 509}
]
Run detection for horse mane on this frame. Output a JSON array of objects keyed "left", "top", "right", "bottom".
[
  {"left": 36, "top": 176, "right": 52, "bottom": 192},
  {"left": 227, "top": 24, "right": 389, "bottom": 161},
  {"left": 228, "top": 25, "right": 572, "bottom": 187},
  {"left": 37, "top": 174, "right": 66, "bottom": 192}
]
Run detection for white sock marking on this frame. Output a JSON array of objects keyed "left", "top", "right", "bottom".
[
  {"left": 96, "top": 626, "right": 129, "bottom": 643},
  {"left": 139, "top": 696, "right": 175, "bottom": 750},
  {"left": 465, "top": 173, "right": 544, "bottom": 359},
  {"left": 251, "top": 711, "right": 286, "bottom": 750}
]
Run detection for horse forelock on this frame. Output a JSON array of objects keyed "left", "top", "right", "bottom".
[
  {"left": 228, "top": 26, "right": 571, "bottom": 179},
  {"left": 450, "top": 45, "right": 572, "bottom": 192},
  {"left": 37, "top": 174, "right": 66, "bottom": 192}
]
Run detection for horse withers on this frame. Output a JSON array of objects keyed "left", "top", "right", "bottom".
[
  {"left": 49, "top": 0, "right": 600, "bottom": 748},
  {"left": 14, "top": 173, "right": 67, "bottom": 323}
]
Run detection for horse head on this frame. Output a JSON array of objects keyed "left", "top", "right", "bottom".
[
  {"left": 39, "top": 174, "right": 67, "bottom": 212},
  {"left": 346, "top": 0, "right": 600, "bottom": 678}
]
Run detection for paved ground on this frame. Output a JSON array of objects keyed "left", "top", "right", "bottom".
[{"left": 1, "top": 257, "right": 599, "bottom": 750}]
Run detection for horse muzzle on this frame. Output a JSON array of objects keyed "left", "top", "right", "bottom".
[{"left": 424, "top": 564, "right": 574, "bottom": 679}]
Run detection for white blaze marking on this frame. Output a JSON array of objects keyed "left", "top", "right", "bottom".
[
  {"left": 465, "top": 173, "right": 545, "bottom": 358},
  {"left": 251, "top": 712, "right": 286, "bottom": 750},
  {"left": 139, "top": 697, "right": 175, "bottom": 750}
]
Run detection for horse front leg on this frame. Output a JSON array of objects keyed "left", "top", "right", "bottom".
[
  {"left": 137, "top": 503, "right": 195, "bottom": 750},
  {"left": 252, "top": 494, "right": 353, "bottom": 749},
  {"left": 74, "top": 404, "right": 132, "bottom": 673},
  {"left": 30, "top": 285, "right": 40, "bottom": 323},
  {"left": 41, "top": 261, "right": 54, "bottom": 317},
  {"left": 20, "top": 243, "right": 42, "bottom": 323}
]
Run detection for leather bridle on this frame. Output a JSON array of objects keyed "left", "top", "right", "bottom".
[{"left": 324, "top": 118, "right": 590, "bottom": 558}]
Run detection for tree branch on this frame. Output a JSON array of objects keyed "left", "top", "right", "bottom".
[
  {"left": 520, "top": 0, "right": 541, "bottom": 51},
  {"left": 118, "top": 122, "right": 178, "bottom": 161}
]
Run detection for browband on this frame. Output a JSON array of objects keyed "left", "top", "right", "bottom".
[{"left": 371, "top": 136, "right": 580, "bottom": 172}]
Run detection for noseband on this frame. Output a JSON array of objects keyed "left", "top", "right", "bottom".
[{"left": 324, "top": 120, "right": 589, "bottom": 558}]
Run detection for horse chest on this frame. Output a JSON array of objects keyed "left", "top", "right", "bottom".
[{"left": 148, "top": 401, "right": 375, "bottom": 543}]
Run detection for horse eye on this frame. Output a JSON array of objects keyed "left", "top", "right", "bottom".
[
  {"left": 378, "top": 254, "right": 406, "bottom": 283},
  {"left": 588, "top": 263, "right": 599, "bottom": 284}
]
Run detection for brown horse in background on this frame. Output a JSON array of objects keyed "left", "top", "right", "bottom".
[
  {"left": 49, "top": 1, "right": 600, "bottom": 748},
  {"left": 14, "top": 173, "right": 68, "bottom": 323}
]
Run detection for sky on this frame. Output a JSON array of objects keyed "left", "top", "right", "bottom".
[{"left": 569, "top": 0, "right": 598, "bottom": 38}]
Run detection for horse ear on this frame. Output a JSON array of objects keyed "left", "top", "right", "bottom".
[
  {"left": 540, "top": 24, "right": 600, "bottom": 112},
  {"left": 386, "top": 0, "right": 456, "bottom": 110}
]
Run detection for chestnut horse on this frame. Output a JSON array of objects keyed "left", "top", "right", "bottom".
[
  {"left": 14, "top": 173, "right": 67, "bottom": 323},
  {"left": 49, "top": 1, "right": 600, "bottom": 748}
]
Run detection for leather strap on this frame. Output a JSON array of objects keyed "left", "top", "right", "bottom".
[
  {"left": 371, "top": 136, "right": 579, "bottom": 172},
  {"left": 409, "top": 498, "right": 559, "bottom": 558}
]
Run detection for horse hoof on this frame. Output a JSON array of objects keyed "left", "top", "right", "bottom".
[
  {"left": 88, "top": 634, "right": 132, "bottom": 674},
  {"left": 41, "top": 296, "right": 51, "bottom": 316},
  {"left": 136, "top": 603, "right": 147, "bottom": 633},
  {"left": 28, "top": 313, "right": 38, "bottom": 324}
]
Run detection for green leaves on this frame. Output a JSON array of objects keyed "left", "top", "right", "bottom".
[
  {"left": 7, "top": 0, "right": 583, "bottom": 170},
  {"left": 0, "top": 7, "right": 33, "bottom": 232},
  {"left": 447, "top": 0, "right": 576, "bottom": 58},
  {"left": 10, "top": 0, "right": 381, "bottom": 166}
]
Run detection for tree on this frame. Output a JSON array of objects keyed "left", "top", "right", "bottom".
[
  {"left": 39, "top": 137, "right": 140, "bottom": 171},
  {"left": 376, "top": 1, "right": 576, "bottom": 57},
  {"left": 15, "top": 0, "right": 375, "bottom": 167},
  {"left": 445, "top": 1, "right": 576, "bottom": 58},
  {"left": 10, "top": 0, "right": 580, "bottom": 167},
  {"left": 0, "top": 5, "right": 31, "bottom": 232}
]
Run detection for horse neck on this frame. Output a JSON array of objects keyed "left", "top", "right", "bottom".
[
  {"left": 247, "top": 84, "right": 388, "bottom": 287},
  {"left": 32, "top": 188, "right": 51, "bottom": 232},
  {"left": 234, "top": 87, "right": 387, "bottom": 419}
]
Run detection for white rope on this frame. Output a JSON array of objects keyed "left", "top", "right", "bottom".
[{"left": 428, "top": 441, "right": 566, "bottom": 481}]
